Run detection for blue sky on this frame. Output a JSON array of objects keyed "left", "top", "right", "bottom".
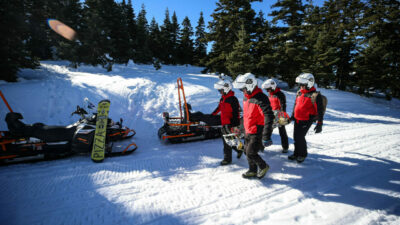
[{"left": 129, "top": 0, "right": 327, "bottom": 29}]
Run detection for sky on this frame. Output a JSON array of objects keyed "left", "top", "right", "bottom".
[{"left": 130, "top": 0, "right": 327, "bottom": 29}]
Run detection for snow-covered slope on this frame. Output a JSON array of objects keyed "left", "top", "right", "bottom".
[{"left": 1, "top": 61, "right": 399, "bottom": 225}]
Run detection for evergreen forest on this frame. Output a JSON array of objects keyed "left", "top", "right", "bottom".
[{"left": 0, "top": 0, "right": 399, "bottom": 99}]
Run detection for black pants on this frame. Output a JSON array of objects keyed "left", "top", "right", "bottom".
[
  {"left": 293, "top": 120, "right": 313, "bottom": 158},
  {"left": 244, "top": 129, "right": 267, "bottom": 172},
  {"left": 278, "top": 126, "right": 289, "bottom": 150}
]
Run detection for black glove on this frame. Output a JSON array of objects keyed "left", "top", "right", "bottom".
[
  {"left": 263, "top": 139, "right": 273, "bottom": 147},
  {"left": 314, "top": 123, "right": 323, "bottom": 133},
  {"left": 290, "top": 115, "right": 295, "bottom": 123}
]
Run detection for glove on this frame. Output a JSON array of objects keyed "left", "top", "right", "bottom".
[
  {"left": 290, "top": 115, "right": 295, "bottom": 123},
  {"left": 263, "top": 139, "right": 273, "bottom": 147},
  {"left": 314, "top": 123, "right": 323, "bottom": 133}
]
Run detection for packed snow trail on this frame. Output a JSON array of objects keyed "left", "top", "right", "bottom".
[{"left": 0, "top": 61, "right": 399, "bottom": 225}]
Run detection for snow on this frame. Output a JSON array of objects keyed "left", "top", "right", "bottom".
[{"left": 1, "top": 61, "right": 400, "bottom": 225}]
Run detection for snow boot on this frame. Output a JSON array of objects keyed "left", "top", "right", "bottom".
[
  {"left": 237, "top": 150, "right": 243, "bottom": 159},
  {"left": 282, "top": 148, "right": 288, "bottom": 153},
  {"left": 242, "top": 170, "right": 257, "bottom": 179},
  {"left": 296, "top": 156, "right": 305, "bottom": 163},
  {"left": 220, "top": 160, "right": 231, "bottom": 166},
  {"left": 288, "top": 154, "right": 296, "bottom": 160},
  {"left": 257, "top": 164, "right": 270, "bottom": 179}
]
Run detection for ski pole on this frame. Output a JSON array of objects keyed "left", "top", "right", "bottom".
[{"left": 0, "top": 90, "right": 13, "bottom": 112}]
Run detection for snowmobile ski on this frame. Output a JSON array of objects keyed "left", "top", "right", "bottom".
[
  {"left": 91, "top": 100, "right": 110, "bottom": 163},
  {"left": 105, "top": 142, "right": 138, "bottom": 157}
]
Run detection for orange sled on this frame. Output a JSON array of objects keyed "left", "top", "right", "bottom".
[{"left": 158, "top": 78, "right": 222, "bottom": 143}]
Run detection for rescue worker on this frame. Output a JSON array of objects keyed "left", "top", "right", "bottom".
[
  {"left": 233, "top": 73, "right": 274, "bottom": 179},
  {"left": 262, "top": 79, "right": 289, "bottom": 153},
  {"left": 212, "top": 79, "right": 242, "bottom": 165},
  {"left": 290, "top": 73, "right": 324, "bottom": 163}
]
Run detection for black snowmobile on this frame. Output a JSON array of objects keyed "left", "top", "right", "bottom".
[
  {"left": 0, "top": 96, "right": 137, "bottom": 164},
  {"left": 158, "top": 78, "right": 222, "bottom": 143}
]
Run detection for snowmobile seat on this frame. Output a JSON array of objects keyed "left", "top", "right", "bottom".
[{"left": 5, "top": 112, "right": 76, "bottom": 142}]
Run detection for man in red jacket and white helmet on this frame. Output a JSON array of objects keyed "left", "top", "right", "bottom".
[
  {"left": 212, "top": 79, "right": 242, "bottom": 166},
  {"left": 262, "top": 79, "right": 289, "bottom": 153},
  {"left": 233, "top": 73, "right": 274, "bottom": 179},
  {"left": 290, "top": 73, "right": 324, "bottom": 163}
]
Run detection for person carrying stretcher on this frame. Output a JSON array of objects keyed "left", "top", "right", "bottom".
[{"left": 212, "top": 79, "right": 243, "bottom": 166}]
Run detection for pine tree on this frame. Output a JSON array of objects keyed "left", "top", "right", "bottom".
[
  {"left": 253, "top": 11, "right": 279, "bottom": 77},
  {"left": 149, "top": 18, "right": 161, "bottom": 61},
  {"left": 269, "top": 0, "right": 306, "bottom": 87},
  {"left": 109, "top": 0, "right": 132, "bottom": 65},
  {"left": 135, "top": 4, "right": 152, "bottom": 63},
  {"left": 194, "top": 12, "right": 207, "bottom": 66},
  {"left": 170, "top": 12, "right": 180, "bottom": 64},
  {"left": 355, "top": 0, "right": 400, "bottom": 99},
  {"left": 252, "top": 11, "right": 266, "bottom": 65},
  {"left": 24, "top": 0, "right": 54, "bottom": 60},
  {"left": 177, "top": 17, "right": 194, "bottom": 65},
  {"left": 302, "top": 1, "right": 335, "bottom": 87},
  {"left": 312, "top": 0, "right": 363, "bottom": 90},
  {"left": 80, "top": 0, "right": 117, "bottom": 71},
  {"left": 125, "top": 0, "right": 137, "bottom": 62},
  {"left": 148, "top": 18, "right": 162, "bottom": 69},
  {"left": 206, "top": 0, "right": 260, "bottom": 75},
  {"left": 160, "top": 8, "right": 174, "bottom": 64},
  {"left": 226, "top": 24, "right": 254, "bottom": 79},
  {"left": 53, "top": 0, "right": 83, "bottom": 68},
  {"left": 0, "top": 0, "right": 39, "bottom": 82}
]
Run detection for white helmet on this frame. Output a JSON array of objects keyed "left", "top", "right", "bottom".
[
  {"left": 262, "top": 79, "right": 277, "bottom": 91},
  {"left": 295, "top": 73, "right": 315, "bottom": 89},
  {"left": 233, "top": 73, "right": 258, "bottom": 93},
  {"left": 214, "top": 79, "right": 232, "bottom": 94}
]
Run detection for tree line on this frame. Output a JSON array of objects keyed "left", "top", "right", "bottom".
[
  {"left": 0, "top": 0, "right": 399, "bottom": 99},
  {"left": 1, "top": 0, "right": 208, "bottom": 78}
]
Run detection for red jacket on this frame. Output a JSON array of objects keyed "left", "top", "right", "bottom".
[
  {"left": 293, "top": 87, "right": 318, "bottom": 121},
  {"left": 267, "top": 88, "right": 286, "bottom": 111},
  {"left": 243, "top": 87, "right": 274, "bottom": 139},
  {"left": 212, "top": 91, "right": 240, "bottom": 126}
]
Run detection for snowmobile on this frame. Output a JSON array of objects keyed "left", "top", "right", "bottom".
[
  {"left": 0, "top": 92, "right": 137, "bottom": 164},
  {"left": 158, "top": 78, "right": 222, "bottom": 143}
]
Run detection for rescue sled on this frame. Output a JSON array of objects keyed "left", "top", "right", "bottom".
[
  {"left": 272, "top": 110, "right": 291, "bottom": 129},
  {"left": 158, "top": 78, "right": 222, "bottom": 143},
  {"left": 0, "top": 91, "right": 137, "bottom": 164}
]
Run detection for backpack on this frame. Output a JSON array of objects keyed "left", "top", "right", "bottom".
[
  {"left": 311, "top": 91, "right": 327, "bottom": 121},
  {"left": 296, "top": 90, "right": 328, "bottom": 121}
]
